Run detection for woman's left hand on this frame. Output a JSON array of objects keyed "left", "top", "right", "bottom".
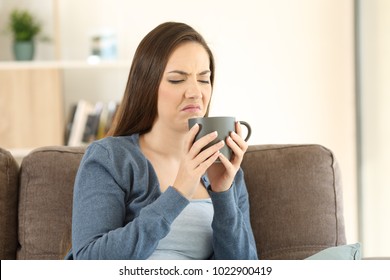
[{"left": 206, "top": 121, "right": 248, "bottom": 192}]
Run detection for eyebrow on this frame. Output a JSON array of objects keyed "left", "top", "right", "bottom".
[{"left": 167, "top": 70, "right": 211, "bottom": 76}]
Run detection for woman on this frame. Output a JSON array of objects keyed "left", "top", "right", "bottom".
[{"left": 66, "top": 22, "right": 258, "bottom": 260}]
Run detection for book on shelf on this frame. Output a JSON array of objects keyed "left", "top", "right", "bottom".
[
  {"left": 64, "top": 104, "right": 78, "bottom": 145},
  {"left": 104, "top": 101, "right": 119, "bottom": 135},
  {"left": 66, "top": 100, "right": 119, "bottom": 146},
  {"left": 82, "top": 102, "right": 104, "bottom": 143}
]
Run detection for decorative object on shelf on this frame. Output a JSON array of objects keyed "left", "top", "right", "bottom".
[
  {"left": 88, "top": 29, "right": 117, "bottom": 63},
  {"left": 8, "top": 9, "right": 41, "bottom": 61}
]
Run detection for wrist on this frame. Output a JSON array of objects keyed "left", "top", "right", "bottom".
[
  {"left": 208, "top": 183, "right": 232, "bottom": 193},
  {"left": 171, "top": 185, "right": 193, "bottom": 199}
]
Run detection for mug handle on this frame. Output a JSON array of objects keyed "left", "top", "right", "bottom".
[{"left": 238, "top": 121, "right": 252, "bottom": 141}]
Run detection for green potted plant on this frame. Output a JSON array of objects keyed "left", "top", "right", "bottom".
[{"left": 8, "top": 9, "right": 41, "bottom": 61}]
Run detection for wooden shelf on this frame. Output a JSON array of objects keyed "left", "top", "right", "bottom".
[
  {"left": 0, "top": 1, "right": 131, "bottom": 151},
  {"left": 0, "top": 68, "right": 64, "bottom": 149},
  {"left": 0, "top": 60, "right": 130, "bottom": 70}
]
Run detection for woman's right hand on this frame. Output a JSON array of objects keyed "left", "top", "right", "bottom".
[{"left": 173, "top": 123, "right": 224, "bottom": 199}]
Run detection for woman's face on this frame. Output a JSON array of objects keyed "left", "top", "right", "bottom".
[{"left": 156, "top": 42, "right": 212, "bottom": 132}]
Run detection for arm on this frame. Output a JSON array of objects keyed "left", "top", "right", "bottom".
[
  {"left": 208, "top": 169, "right": 258, "bottom": 260},
  {"left": 71, "top": 142, "right": 189, "bottom": 259}
]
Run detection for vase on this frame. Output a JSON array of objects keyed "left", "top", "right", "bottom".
[{"left": 13, "top": 41, "right": 35, "bottom": 61}]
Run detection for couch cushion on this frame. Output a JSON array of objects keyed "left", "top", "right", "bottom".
[
  {"left": 16, "top": 144, "right": 346, "bottom": 260},
  {"left": 17, "top": 146, "right": 85, "bottom": 259},
  {"left": 242, "top": 144, "right": 346, "bottom": 260},
  {"left": 305, "top": 243, "right": 361, "bottom": 260},
  {"left": 0, "top": 147, "right": 19, "bottom": 260}
]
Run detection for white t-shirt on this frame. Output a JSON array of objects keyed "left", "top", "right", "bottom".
[{"left": 147, "top": 198, "right": 213, "bottom": 260}]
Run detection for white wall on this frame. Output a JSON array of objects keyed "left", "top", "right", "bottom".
[
  {"left": 1, "top": 0, "right": 359, "bottom": 249},
  {"left": 359, "top": 0, "right": 390, "bottom": 258}
]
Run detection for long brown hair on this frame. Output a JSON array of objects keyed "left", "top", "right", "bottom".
[{"left": 108, "top": 22, "right": 215, "bottom": 136}]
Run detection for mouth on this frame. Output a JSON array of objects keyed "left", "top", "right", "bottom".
[{"left": 181, "top": 104, "right": 201, "bottom": 113}]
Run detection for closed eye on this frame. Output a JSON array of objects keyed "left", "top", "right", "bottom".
[
  {"left": 169, "top": 80, "right": 184, "bottom": 84},
  {"left": 198, "top": 80, "right": 210, "bottom": 84}
]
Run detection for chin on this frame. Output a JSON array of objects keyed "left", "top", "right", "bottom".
[{"left": 187, "top": 112, "right": 205, "bottom": 119}]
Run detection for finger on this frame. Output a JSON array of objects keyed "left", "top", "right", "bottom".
[
  {"left": 217, "top": 151, "right": 232, "bottom": 167},
  {"left": 195, "top": 140, "right": 224, "bottom": 166},
  {"left": 235, "top": 121, "right": 243, "bottom": 138},
  {"left": 189, "top": 131, "right": 218, "bottom": 158},
  {"left": 230, "top": 131, "right": 248, "bottom": 152},
  {"left": 197, "top": 150, "right": 221, "bottom": 173},
  {"left": 226, "top": 136, "right": 244, "bottom": 160},
  {"left": 215, "top": 152, "right": 237, "bottom": 179},
  {"left": 185, "top": 123, "right": 200, "bottom": 152}
]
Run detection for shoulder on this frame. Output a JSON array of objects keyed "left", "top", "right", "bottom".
[
  {"left": 92, "top": 134, "right": 139, "bottom": 151},
  {"left": 86, "top": 134, "right": 143, "bottom": 161},
  {"left": 79, "top": 134, "right": 154, "bottom": 189},
  {"left": 81, "top": 134, "right": 149, "bottom": 174}
]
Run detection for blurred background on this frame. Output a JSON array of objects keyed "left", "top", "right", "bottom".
[{"left": 0, "top": 0, "right": 388, "bottom": 258}]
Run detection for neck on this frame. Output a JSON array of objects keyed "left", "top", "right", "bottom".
[{"left": 140, "top": 123, "right": 187, "bottom": 159}]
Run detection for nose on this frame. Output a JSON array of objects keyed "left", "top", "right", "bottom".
[{"left": 184, "top": 79, "right": 202, "bottom": 99}]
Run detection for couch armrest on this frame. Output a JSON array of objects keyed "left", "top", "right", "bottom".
[{"left": 0, "top": 147, "right": 19, "bottom": 259}]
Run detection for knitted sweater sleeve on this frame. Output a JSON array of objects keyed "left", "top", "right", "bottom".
[
  {"left": 207, "top": 169, "right": 258, "bottom": 260},
  {"left": 70, "top": 142, "right": 189, "bottom": 260}
]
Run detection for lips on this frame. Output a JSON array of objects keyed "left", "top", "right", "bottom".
[{"left": 182, "top": 104, "right": 201, "bottom": 112}]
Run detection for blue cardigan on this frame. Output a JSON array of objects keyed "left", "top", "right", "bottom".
[{"left": 66, "top": 134, "right": 258, "bottom": 260}]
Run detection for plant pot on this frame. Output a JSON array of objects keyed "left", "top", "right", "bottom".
[{"left": 13, "top": 41, "right": 35, "bottom": 61}]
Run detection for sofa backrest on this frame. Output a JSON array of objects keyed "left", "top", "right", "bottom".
[
  {"left": 17, "top": 146, "right": 85, "bottom": 259},
  {"left": 1, "top": 144, "right": 346, "bottom": 259},
  {"left": 0, "top": 147, "right": 19, "bottom": 260},
  {"left": 242, "top": 144, "right": 346, "bottom": 259}
]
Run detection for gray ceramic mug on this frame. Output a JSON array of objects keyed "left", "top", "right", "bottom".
[{"left": 188, "top": 116, "right": 252, "bottom": 161}]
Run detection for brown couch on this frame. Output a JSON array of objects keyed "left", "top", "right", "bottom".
[{"left": 0, "top": 144, "right": 346, "bottom": 260}]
